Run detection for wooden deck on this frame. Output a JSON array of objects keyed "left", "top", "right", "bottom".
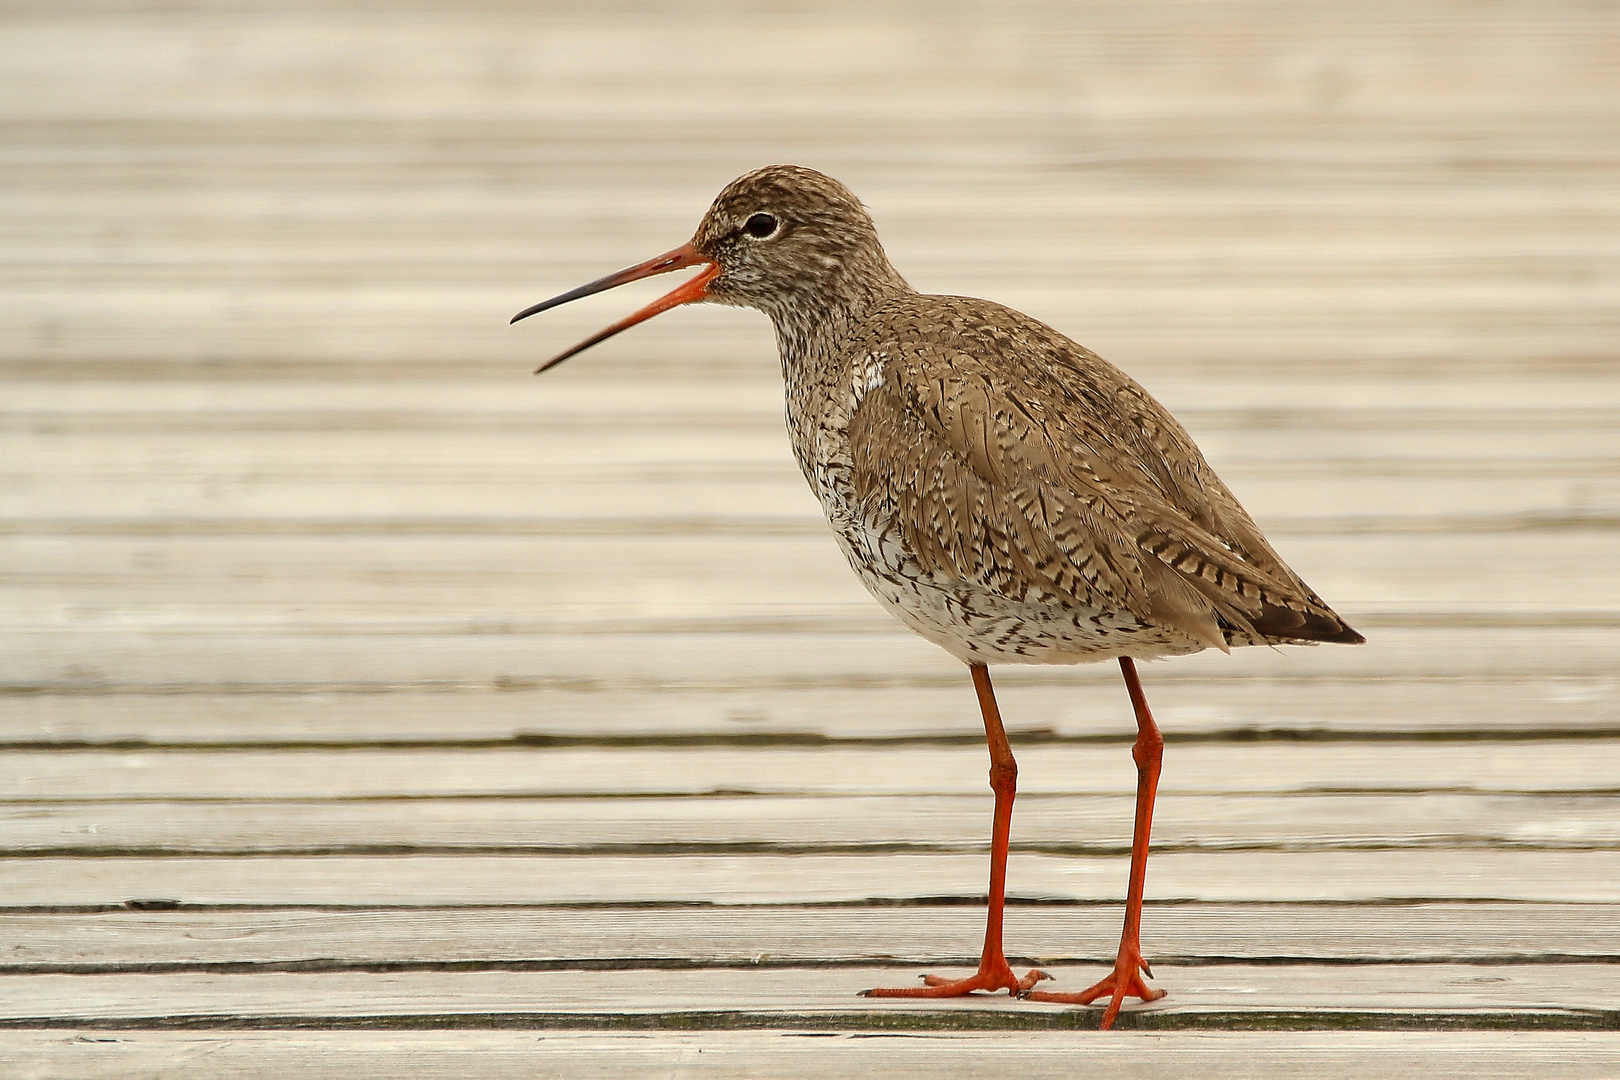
[{"left": 3, "top": 0, "right": 1620, "bottom": 1075}]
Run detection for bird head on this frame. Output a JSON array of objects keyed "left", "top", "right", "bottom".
[{"left": 511, "top": 165, "right": 905, "bottom": 373}]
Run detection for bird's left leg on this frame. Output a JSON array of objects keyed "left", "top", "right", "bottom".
[
  {"left": 861, "top": 662, "right": 1050, "bottom": 998},
  {"left": 1025, "top": 655, "right": 1166, "bottom": 1028}
]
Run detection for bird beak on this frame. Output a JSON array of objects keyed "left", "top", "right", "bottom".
[{"left": 510, "top": 243, "right": 721, "bottom": 374}]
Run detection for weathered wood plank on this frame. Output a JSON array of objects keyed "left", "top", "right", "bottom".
[
  {"left": 3, "top": 678, "right": 1611, "bottom": 745},
  {"left": 6, "top": 1030, "right": 1620, "bottom": 1080},
  {"left": 6, "top": 470, "right": 1609, "bottom": 530},
  {"left": 7, "top": 231, "right": 1615, "bottom": 373},
  {"left": 11, "top": 290, "right": 1616, "bottom": 374},
  {"left": 8, "top": 741, "right": 1618, "bottom": 802},
  {"left": 4, "top": 425, "right": 1614, "bottom": 483},
  {"left": 7, "top": 850, "right": 1620, "bottom": 906},
  {"left": 0, "top": 965, "right": 1615, "bottom": 1023},
  {"left": 8, "top": 904, "right": 1617, "bottom": 968},
  {"left": 10, "top": 792, "right": 1615, "bottom": 856},
  {"left": 3, "top": 627, "right": 1616, "bottom": 692},
  {"left": 7, "top": 417, "right": 1616, "bottom": 464},
  {"left": 7, "top": 375, "right": 1618, "bottom": 415},
  {"left": 2, "top": 534, "right": 1615, "bottom": 627}
]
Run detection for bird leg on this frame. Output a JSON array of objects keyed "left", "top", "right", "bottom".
[
  {"left": 861, "top": 662, "right": 1050, "bottom": 999},
  {"left": 1025, "top": 656, "right": 1167, "bottom": 1029}
]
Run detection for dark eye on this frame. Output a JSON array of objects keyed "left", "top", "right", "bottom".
[{"left": 743, "top": 213, "right": 779, "bottom": 239}]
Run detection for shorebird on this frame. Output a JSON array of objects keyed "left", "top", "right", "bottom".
[{"left": 512, "top": 165, "right": 1363, "bottom": 1030}]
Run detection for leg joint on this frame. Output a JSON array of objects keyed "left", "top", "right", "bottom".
[
  {"left": 1132, "top": 725, "right": 1163, "bottom": 771},
  {"left": 988, "top": 758, "right": 1017, "bottom": 795}
]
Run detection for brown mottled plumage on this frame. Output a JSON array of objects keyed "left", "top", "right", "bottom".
[{"left": 513, "top": 164, "right": 1363, "bottom": 1029}]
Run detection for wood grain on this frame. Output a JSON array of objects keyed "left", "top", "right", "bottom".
[
  {"left": 8, "top": 741, "right": 1620, "bottom": 801},
  {"left": 1, "top": 965, "right": 1617, "bottom": 1023},
  {"left": 5, "top": 627, "right": 1619, "bottom": 696},
  {"left": 8, "top": 850, "right": 1620, "bottom": 906},
  {"left": 11, "top": 792, "right": 1618, "bottom": 855},
  {"left": 6, "top": 1031, "right": 1620, "bottom": 1080},
  {"left": 3, "top": 678, "right": 1613, "bottom": 745},
  {"left": 8, "top": 905, "right": 1618, "bottom": 967},
  {"left": 2, "top": 535, "right": 1616, "bottom": 628}
]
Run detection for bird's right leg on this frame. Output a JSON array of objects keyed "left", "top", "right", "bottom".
[
  {"left": 1025, "top": 655, "right": 1166, "bottom": 1028},
  {"left": 861, "top": 662, "right": 1050, "bottom": 999}
]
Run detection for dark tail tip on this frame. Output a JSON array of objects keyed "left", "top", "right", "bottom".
[
  {"left": 1328, "top": 623, "right": 1367, "bottom": 645},
  {"left": 1250, "top": 604, "right": 1366, "bottom": 645}
]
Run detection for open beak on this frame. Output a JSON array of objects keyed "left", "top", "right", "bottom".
[{"left": 510, "top": 243, "right": 720, "bottom": 374}]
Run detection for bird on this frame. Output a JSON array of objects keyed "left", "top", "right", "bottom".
[{"left": 511, "top": 165, "right": 1364, "bottom": 1030}]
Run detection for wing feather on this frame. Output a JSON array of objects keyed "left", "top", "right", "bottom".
[{"left": 843, "top": 296, "right": 1362, "bottom": 647}]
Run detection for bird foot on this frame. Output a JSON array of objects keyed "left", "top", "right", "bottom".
[
  {"left": 1023, "top": 945, "right": 1165, "bottom": 1030},
  {"left": 861, "top": 963, "right": 1051, "bottom": 999}
]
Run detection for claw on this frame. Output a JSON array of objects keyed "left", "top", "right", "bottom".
[
  {"left": 1015, "top": 968, "right": 1053, "bottom": 995},
  {"left": 862, "top": 963, "right": 1046, "bottom": 999},
  {"left": 1023, "top": 946, "right": 1164, "bottom": 1029}
]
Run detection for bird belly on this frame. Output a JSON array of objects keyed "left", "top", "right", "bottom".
[{"left": 827, "top": 518, "right": 1209, "bottom": 667}]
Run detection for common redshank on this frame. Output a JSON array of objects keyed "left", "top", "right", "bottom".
[{"left": 511, "top": 165, "right": 1363, "bottom": 1030}]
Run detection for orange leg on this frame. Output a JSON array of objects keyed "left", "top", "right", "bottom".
[
  {"left": 862, "top": 662, "right": 1050, "bottom": 998},
  {"left": 1026, "top": 656, "right": 1167, "bottom": 1029}
]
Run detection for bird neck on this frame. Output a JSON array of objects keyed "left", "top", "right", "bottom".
[{"left": 765, "top": 255, "right": 912, "bottom": 389}]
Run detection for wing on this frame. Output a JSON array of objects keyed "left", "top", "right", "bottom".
[{"left": 844, "top": 296, "right": 1362, "bottom": 648}]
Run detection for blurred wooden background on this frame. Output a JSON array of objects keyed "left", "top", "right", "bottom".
[{"left": 2, "top": 0, "right": 1619, "bottom": 1076}]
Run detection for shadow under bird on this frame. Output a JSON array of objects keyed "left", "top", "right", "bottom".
[{"left": 511, "top": 165, "right": 1364, "bottom": 1030}]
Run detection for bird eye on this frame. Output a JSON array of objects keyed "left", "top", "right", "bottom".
[{"left": 743, "top": 213, "right": 779, "bottom": 239}]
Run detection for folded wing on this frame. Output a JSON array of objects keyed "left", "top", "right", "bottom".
[{"left": 844, "top": 297, "right": 1363, "bottom": 649}]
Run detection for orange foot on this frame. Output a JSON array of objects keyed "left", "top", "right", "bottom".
[
  {"left": 862, "top": 963, "right": 1051, "bottom": 999},
  {"left": 1024, "top": 946, "right": 1165, "bottom": 1030}
]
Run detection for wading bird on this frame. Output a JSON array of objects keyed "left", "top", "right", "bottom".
[{"left": 512, "top": 165, "right": 1363, "bottom": 1029}]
